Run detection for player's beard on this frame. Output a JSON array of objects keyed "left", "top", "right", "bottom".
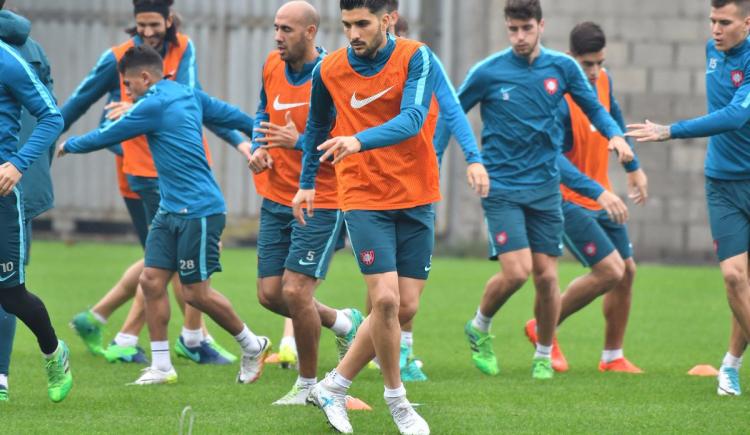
[
  {"left": 513, "top": 33, "right": 540, "bottom": 59},
  {"left": 357, "top": 31, "right": 385, "bottom": 59}
]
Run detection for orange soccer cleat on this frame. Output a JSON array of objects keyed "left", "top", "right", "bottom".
[
  {"left": 524, "top": 318, "right": 569, "bottom": 372},
  {"left": 598, "top": 357, "right": 644, "bottom": 374}
]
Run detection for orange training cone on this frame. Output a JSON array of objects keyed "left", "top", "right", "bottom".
[
  {"left": 346, "top": 395, "right": 373, "bottom": 411},
  {"left": 688, "top": 364, "right": 720, "bottom": 376}
]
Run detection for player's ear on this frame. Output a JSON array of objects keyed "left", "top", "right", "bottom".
[{"left": 538, "top": 18, "right": 545, "bottom": 33}]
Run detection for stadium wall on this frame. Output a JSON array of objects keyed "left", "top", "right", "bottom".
[{"left": 17, "top": 0, "right": 713, "bottom": 263}]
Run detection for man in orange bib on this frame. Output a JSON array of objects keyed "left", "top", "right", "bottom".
[
  {"left": 245, "top": 1, "right": 364, "bottom": 406},
  {"left": 292, "top": 1, "right": 435, "bottom": 433},
  {"left": 524, "top": 22, "right": 648, "bottom": 374}
]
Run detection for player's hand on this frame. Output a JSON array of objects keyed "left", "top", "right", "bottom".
[
  {"left": 291, "top": 189, "right": 315, "bottom": 226},
  {"left": 626, "top": 120, "right": 671, "bottom": 142},
  {"left": 0, "top": 162, "right": 22, "bottom": 196},
  {"left": 236, "top": 141, "right": 253, "bottom": 162},
  {"left": 608, "top": 136, "right": 634, "bottom": 164},
  {"left": 104, "top": 101, "right": 133, "bottom": 121},
  {"left": 248, "top": 148, "right": 273, "bottom": 174},
  {"left": 256, "top": 112, "right": 299, "bottom": 149},
  {"left": 596, "top": 190, "right": 629, "bottom": 224},
  {"left": 56, "top": 141, "right": 68, "bottom": 158},
  {"left": 466, "top": 163, "right": 490, "bottom": 198},
  {"left": 318, "top": 136, "right": 361, "bottom": 165},
  {"left": 626, "top": 168, "right": 649, "bottom": 206}
]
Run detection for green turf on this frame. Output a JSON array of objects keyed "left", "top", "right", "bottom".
[{"left": 2, "top": 241, "right": 747, "bottom": 434}]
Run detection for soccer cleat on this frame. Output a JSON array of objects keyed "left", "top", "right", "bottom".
[
  {"left": 273, "top": 382, "right": 313, "bottom": 406},
  {"left": 131, "top": 366, "right": 178, "bottom": 386},
  {"left": 104, "top": 342, "right": 148, "bottom": 364},
  {"left": 524, "top": 318, "right": 568, "bottom": 372},
  {"left": 400, "top": 345, "right": 427, "bottom": 382},
  {"left": 464, "top": 320, "right": 499, "bottom": 376},
  {"left": 717, "top": 366, "right": 741, "bottom": 396},
  {"left": 46, "top": 340, "right": 73, "bottom": 403},
  {"left": 70, "top": 310, "right": 105, "bottom": 356},
  {"left": 531, "top": 357, "right": 554, "bottom": 380},
  {"left": 389, "top": 397, "right": 430, "bottom": 435},
  {"left": 0, "top": 385, "right": 7, "bottom": 402},
  {"left": 335, "top": 308, "right": 365, "bottom": 362},
  {"left": 237, "top": 337, "right": 271, "bottom": 384},
  {"left": 278, "top": 341, "right": 298, "bottom": 370},
  {"left": 174, "top": 337, "right": 232, "bottom": 365},
  {"left": 599, "top": 357, "right": 644, "bottom": 374},
  {"left": 307, "top": 380, "right": 353, "bottom": 433},
  {"left": 207, "top": 340, "right": 238, "bottom": 363}
]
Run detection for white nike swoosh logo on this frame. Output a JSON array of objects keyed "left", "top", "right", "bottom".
[
  {"left": 350, "top": 86, "right": 394, "bottom": 109},
  {"left": 0, "top": 271, "right": 16, "bottom": 282},
  {"left": 298, "top": 259, "right": 317, "bottom": 266},
  {"left": 500, "top": 86, "right": 516, "bottom": 93},
  {"left": 424, "top": 265, "right": 431, "bottom": 272},
  {"left": 706, "top": 70, "right": 717, "bottom": 75},
  {"left": 273, "top": 95, "right": 308, "bottom": 111}
]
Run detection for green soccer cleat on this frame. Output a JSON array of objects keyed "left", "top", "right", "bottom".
[
  {"left": 46, "top": 340, "right": 73, "bottom": 403},
  {"left": 207, "top": 340, "right": 238, "bottom": 363},
  {"left": 104, "top": 342, "right": 148, "bottom": 364},
  {"left": 531, "top": 357, "right": 554, "bottom": 380},
  {"left": 0, "top": 384, "right": 7, "bottom": 402},
  {"left": 70, "top": 310, "right": 104, "bottom": 356},
  {"left": 464, "top": 320, "right": 499, "bottom": 376},
  {"left": 335, "top": 308, "right": 364, "bottom": 362},
  {"left": 401, "top": 357, "right": 428, "bottom": 382}
]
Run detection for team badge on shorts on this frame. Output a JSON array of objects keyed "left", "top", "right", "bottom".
[
  {"left": 360, "top": 249, "right": 375, "bottom": 266},
  {"left": 731, "top": 70, "right": 744, "bottom": 87},
  {"left": 495, "top": 231, "right": 508, "bottom": 246},
  {"left": 584, "top": 242, "right": 597, "bottom": 257},
  {"left": 544, "top": 78, "right": 559, "bottom": 95}
]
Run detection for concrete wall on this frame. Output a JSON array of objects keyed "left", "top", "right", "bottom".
[{"left": 15, "top": 0, "right": 715, "bottom": 262}]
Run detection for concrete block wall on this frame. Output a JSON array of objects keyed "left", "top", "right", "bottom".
[{"left": 434, "top": 0, "right": 715, "bottom": 263}]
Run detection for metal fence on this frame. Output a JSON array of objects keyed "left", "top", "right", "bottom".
[{"left": 14, "top": 0, "right": 716, "bottom": 262}]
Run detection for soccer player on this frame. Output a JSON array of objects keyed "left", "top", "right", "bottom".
[
  {"left": 0, "top": 4, "right": 58, "bottom": 402},
  {"left": 292, "top": 1, "right": 436, "bottom": 433},
  {"left": 447, "top": 0, "right": 634, "bottom": 380},
  {"left": 62, "top": 0, "right": 245, "bottom": 364},
  {"left": 0, "top": 11, "right": 71, "bottom": 402},
  {"left": 247, "top": 0, "right": 363, "bottom": 405},
  {"left": 380, "top": 0, "right": 489, "bottom": 383},
  {"left": 627, "top": 0, "right": 750, "bottom": 395},
  {"left": 522, "top": 22, "right": 649, "bottom": 374},
  {"left": 58, "top": 44, "right": 270, "bottom": 385}
]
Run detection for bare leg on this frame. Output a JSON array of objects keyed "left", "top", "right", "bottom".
[
  {"left": 559, "top": 252, "right": 624, "bottom": 325},
  {"left": 720, "top": 253, "right": 750, "bottom": 343},
  {"left": 531, "top": 253, "right": 560, "bottom": 348},
  {"left": 119, "top": 285, "right": 146, "bottom": 336},
  {"left": 479, "top": 249, "right": 533, "bottom": 318},
  {"left": 138, "top": 267, "right": 173, "bottom": 342},
  {"left": 282, "top": 271, "right": 322, "bottom": 379},
  {"left": 602, "top": 257, "right": 634, "bottom": 350},
  {"left": 91, "top": 259, "right": 144, "bottom": 319}
]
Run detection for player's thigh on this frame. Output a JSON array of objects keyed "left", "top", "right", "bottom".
[
  {"left": 525, "top": 189, "right": 564, "bottom": 257},
  {"left": 562, "top": 202, "right": 617, "bottom": 268},
  {"left": 482, "top": 195, "right": 528, "bottom": 259},
  {"left": 0, "top": 188, "right": 25, "bottom": 289},
  {"left": 174, "top": 214, "right": 225, "bottom": 285},
  {"left": 706, "top": 178, "right": 750, "bottom": 261},
  {"left": 394, "top": 205, "right": 435, "bottom": 280},
  {"left": 257, "top": 199, "right": 294, "bottom": 279},
  {"left": 286, "top": 208, "right": 344, "bottom": 280},
  {"left": 144, "top": 212, "right": 179, "bottom": 276},
  {"left": 345, "top": 210, "right": 397, "bottom": 275}
]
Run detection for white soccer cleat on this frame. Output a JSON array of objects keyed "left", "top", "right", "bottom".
[
  {"left": 306, "top": 381, "right": 353, "bottom": 433},
  {"left": 272, "top": 382, "right": 313, "bottom": 406},
  {"left": 237, "top": 337, "right": 271, "bottom": 384},
  {"left": 390, "top": 397, "right": 430, "bottom": 435},
  {"left": 717, "top": 366, "right": 741, "bottom": 396},
  {"left": 130, "top": 366, "right": 177, "bottom": 385}
]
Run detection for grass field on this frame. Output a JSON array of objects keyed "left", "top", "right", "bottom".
[{"left": 2, "top": 241, "right": 748, "bottom": 434}]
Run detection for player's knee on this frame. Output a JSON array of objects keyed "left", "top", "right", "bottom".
[
  {"left": 723, "top": 267, "right": 748, "bottom": 294},
  {"left": 595, "top": 256, "right": 625, "bottom": 288},
  {"left": 504, "top": 266, "right": 531, "bottom": 290},
  {"left": 623, "top": 259, "right": 637, "bottom": 282},
  {"left": 532, "top": 268, "right": 558, "bottom": 291},
  {"left": 138, "top": 270, "right": 162, "bottom": 298},
  {"left": 398, "top": 296, "right": 420, "bottom": 324},
  {"left": 370, "top": 290, "right": 400, "bottom": 318},
  {"left": 281, "top": 280, "right": 312, "bottom": 307},
  {"left": 257, "top": 284, "right": 282, "bottom": 312}
]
